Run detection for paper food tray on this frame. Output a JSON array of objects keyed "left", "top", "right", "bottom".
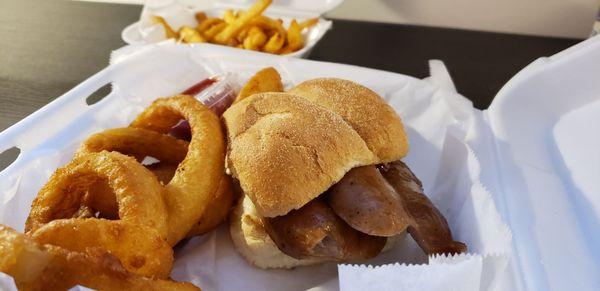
[
  {"left": 1, "top": 36, "right": 599, "bottom": 290},
  {"left": 122, "top": 0, "right": 341, "bottom": 58}
]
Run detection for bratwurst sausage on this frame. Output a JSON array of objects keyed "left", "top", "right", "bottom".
[
  {"left": 265, "top": 161, "right": 465, "bottom": 260},
  {"left": 325, "top": 161, "right": 465, "bottom": 255},
  {"left": 326, "top": 165, "right": 410, "bottom": 237},
  {"left": 379, "top": 161, "right": 466, "bottom": 255},
  {"left": 264, "top": 199, "right": 386, "bottom": 261}
]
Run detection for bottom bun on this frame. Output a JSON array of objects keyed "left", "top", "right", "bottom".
[
  {"left": 230, "top": 194, "right": 326, "bottom": 269},
  {"left": 229, "top": 194, "right": 403, "bottom": 269}
]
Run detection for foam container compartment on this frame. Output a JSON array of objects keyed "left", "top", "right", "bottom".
[
  {"left": 1, "top": 35, "right": 599, "bottom": 290},
  {"left": 122, "top": 0, "right": 341, "bottom": 58}
]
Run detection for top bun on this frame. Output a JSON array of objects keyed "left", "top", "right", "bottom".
[
  {"left": 289, "top": 78, "right": 408, "bottom": 162},
  {"left": 223, "top": 92, "right": 377, "bottom": 217},
  {"left": 223, "top": 79, "right": 408, "bottom": 217}
]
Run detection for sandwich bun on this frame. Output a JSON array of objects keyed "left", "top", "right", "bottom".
[
  {"left": 223, "top": 92, "right": 377, "bottom": 217},
  {"left": 229, "top": 194, "right": 326, "bottom": 269},
  {"left": 289, "top": 78, "right": 408, "bottom": 162},
  {"left": 223, "top": 78, "right": 409, "bottom": 267}
]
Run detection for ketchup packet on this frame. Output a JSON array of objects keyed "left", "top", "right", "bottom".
[{"left": 182, "top": 73, "right": 239, "bottom": 116}]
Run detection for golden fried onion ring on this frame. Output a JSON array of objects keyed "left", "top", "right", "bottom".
[
  {"left": 185, "top": 173, "right": 234, "bottom": 238},
  {"left": 74, "top": 127, "right": 190, "bottom": 220},
  {"left": 77, "top": 126, "right": 233, "bottom": 238},
  {"left": 31, "top": 219, "right": 174, "bottom": 279},
  {"left": 0, "top": 225, "right": 198, "bottom": 291},
  {"left": 25, "top": 151, "right": 168, "bottom": 235},
  {"left": 144, "top": 163, "right": 234, "bottom": 238},
  {"left": 76, "top": 127, "right": 189, "bottom": 165},
  {"left": 140, "top": 163, "right": 234, "bottom": 238},
  {"left": 24, "top": 151, "right": 173, "bottom": 277},
  {"left": 130, "top": 95, "right": 226, "bottom": 245}
]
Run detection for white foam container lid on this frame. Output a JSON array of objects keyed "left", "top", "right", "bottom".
[
  {"left": 122, "top": 0, "right": 343, "bottom": 58},
  {"left": 479, "top": 35, "right": 600, "bottom": 290}
]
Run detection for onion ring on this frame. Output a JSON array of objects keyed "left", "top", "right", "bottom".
[
  {"left": 0, "top": 225, "right": 198, "bottom": 291},
  {"left": 185, "top": 173, "right": 235, "bottom": 237},
  {"left": 25, "top": 151, "right": 168, "bottom": 235},
  {"left": 76, "top": 101, "right": 232, "bottom": 239},
  {"left": 130, "top": 95, "right": 226, "bottom": 245},
  {"left": 146, "top": 162, "right": 180, "bottom": 184},
  {"left": 74, "top": 127, "right": 190, "bottom": 220},
  {"left": 76, "top": 127, "right": 189, "bottom": 165},
  {"left": 31, "top": 219, "right": 173, "bottom": 278},
  {"left": 24, "top": 151, "right": 172, "bottom": 277},
  {"left": 145, "top": 162, "right": 234, "bottom": 238}
]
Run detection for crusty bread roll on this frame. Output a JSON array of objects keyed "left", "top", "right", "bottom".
[
  {"left": 289, "top": 78, "right": 408, "bottom": 162},
  {"left": 223, "top": 78, "right": 409, "bottom": 268},
  {"left": 229, "top": 194, "right": 326, "bottom": 269},
  {"left": 230, "top": 194, "right": 403, "bottom": 269},
  {"left": 223, "top": 92, "right": 378, "bottom": 217}
]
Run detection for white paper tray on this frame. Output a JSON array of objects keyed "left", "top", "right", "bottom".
[{"left": 1, "top": 36, "right": 599, "bottom": 290}]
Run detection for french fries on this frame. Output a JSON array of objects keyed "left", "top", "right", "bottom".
[
  {"left": 235, "top": 67, "right": 284, "bottom": 103},
  {"left": 195, "top": 12, "right": 207, "bottom": 24},
  {"left": 152, "top": 16, "right": 178, "bottom": 39},
  {"left": 281, "top": 20, "right": 302, "bottom": 54},
  {"left": 223, "top": 9, "right": 236, "bottom": 24},
  {"left": 204, "top": 22, "right": 227, "bottom": 40},
  {"left": 152, "top": 0, "right": 319, "bottom": 55},
  {"left": 299, "top": 18, "right": 319, "bottom": 30},
  {"left": 263, "top": 33, "right": 284, "bottom": 54},
  {"left": 243, "top": 26, "right": 267, "bottom": 51},
  {"left": 179, "top": 26, "right": 206, "bottom": 43},
  {"left": 249, "top": 16, "right": 286, "bottom": 37},
  {"left": 214, "top": 0, "right": 272, "bottom": 44},
  {"left": 197, "top": 18, "right": 223, "bottom": 33}
]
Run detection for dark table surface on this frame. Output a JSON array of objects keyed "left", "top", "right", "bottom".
[{"left": 0, "top": 0, "right": 582, "bottom": 134}]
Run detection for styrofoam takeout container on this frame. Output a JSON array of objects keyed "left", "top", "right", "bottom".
[
  {"left": 122, "top": 0, "right": 342, "bottom": 58},
  {"left": 1, "top": 35, "right": 600, "bottom": 290},
  {"left": 0, "top": 43, "right": 512, "bottom": 291}
]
